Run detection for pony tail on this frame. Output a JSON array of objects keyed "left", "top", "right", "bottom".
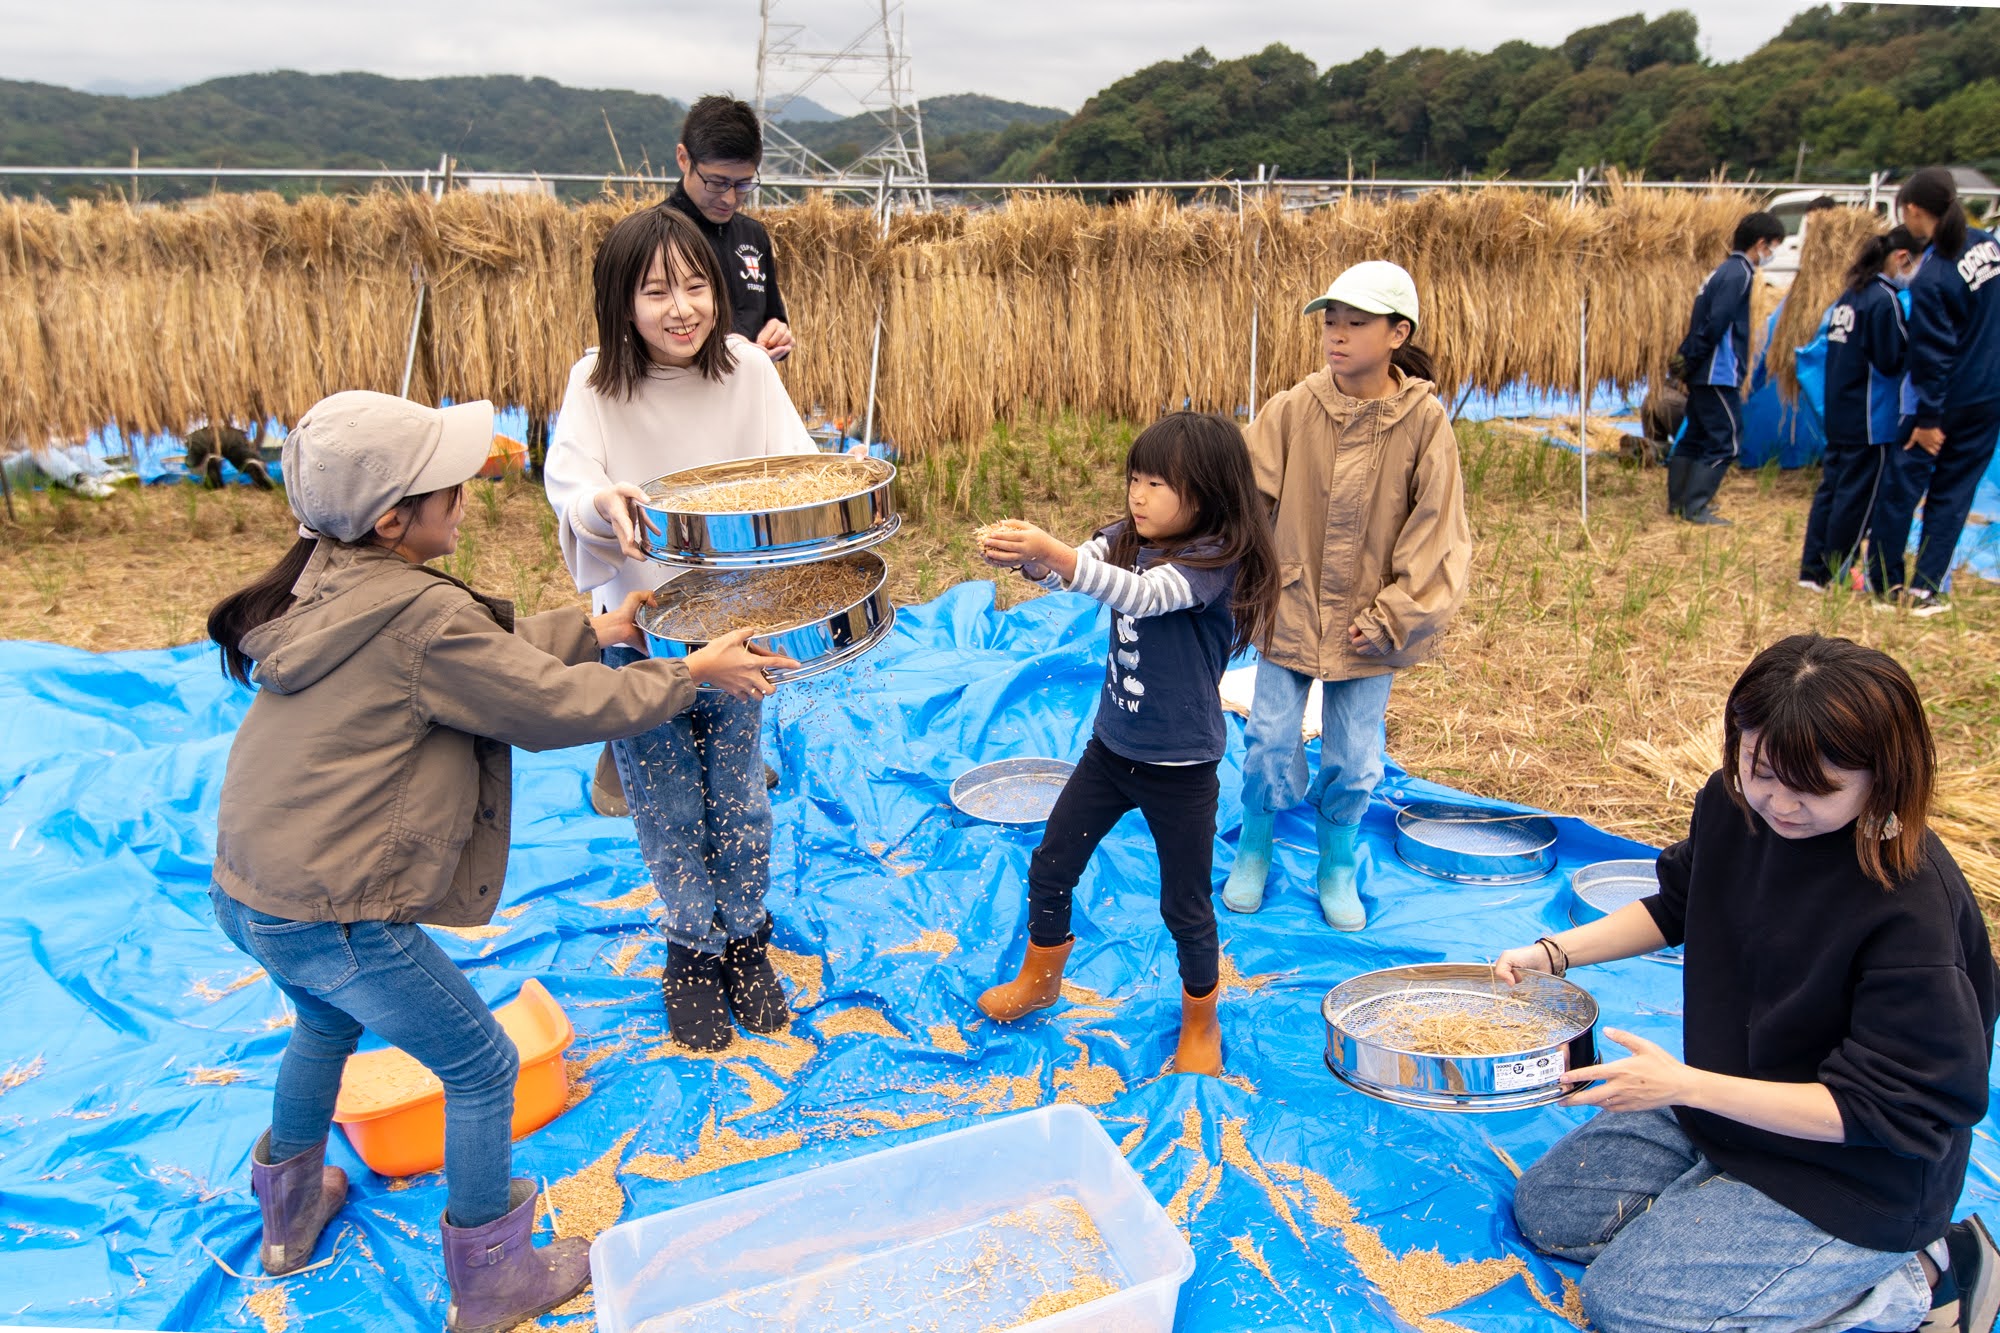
[
  {"left": 1936, "top": 199, "right": 1969, "bottom": 261},
  {"left": 1393, "top": 342, "right": 1438, "bottom": 385},
  {"left": 208, "top": 537, "right": 315, "bottom": 686},
  {"left": 1845, "top": 234, "right": 1895, "bottom": 292}
]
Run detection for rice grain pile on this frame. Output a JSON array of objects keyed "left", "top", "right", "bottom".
[
  {"left": 545, "top": 1129, "right": 636, "bottom": 1242},
  {"left": 241, "top": 1286, "right": 289, "bottom": 1333},
  {"left": 339, "top": 1049, "right": 440, "bottom": 1108},
  {"left": 1359, "top": 994, "right": 1560, "bottom": 1056},
  {"left": 648, "top": 458, "right": 880, "bottom": 514},
  {"left": 645, "top": 560, "right": 877, "bottom": 641},
  {"left": 626, "top": 1112, "right": 803, "bottom": 1183},
  {"left": 813, "top": 1005, "right": 903, "bottom": 1040}
]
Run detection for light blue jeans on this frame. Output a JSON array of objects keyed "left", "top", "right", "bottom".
[
  {"left": 1239, "top": 659, "right": 1394, "bottom": 824},
  {"left": 1513, "top": 1107, "right": 1929, "bottom": 1333},
  {"left": 209, "top": 886, "right": 519, "bottom": 1227},
  {"left": 605, "top": 647, "right": 772, "bottom": 955}
]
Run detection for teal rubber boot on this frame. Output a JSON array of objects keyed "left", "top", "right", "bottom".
[
  {"left": 1316, "top": 819, "right": 1366, "bottom": 931},
  {"left": 1221, "top": 810, "right": 1276, "bottom": 914}
]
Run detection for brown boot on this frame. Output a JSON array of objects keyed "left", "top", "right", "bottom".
[
  {"left": 1173, "top": 986, "right": 1222, "bottom": 1076},
  {"left": 977, "top": 938, "right": 1073, "bottom": 1021}
]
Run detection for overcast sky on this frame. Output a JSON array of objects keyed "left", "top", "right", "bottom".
[{"left": 0, "top": 0, "right": 1966, "bottom": 112}]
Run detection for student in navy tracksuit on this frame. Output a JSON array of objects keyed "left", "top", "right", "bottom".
[
  {"left": 1671, "top": 213, "right": 1786, "bottom": 526},
  {"left": 1872, "top": 168, "right": 2000, "bottom": 614},
  {"left": 1799, "top": 227, "right": 1917, "bottom": 591}
]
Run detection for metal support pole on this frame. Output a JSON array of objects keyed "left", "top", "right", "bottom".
[
  {"left": 859, "top": 175, "right": 889, "bottom": 449},
  {"left": 0, "top": 447, "right": 16, "bottom": 522},
  {"left": 1578, "top": 293, "right": 1590, "bottom": 528},
  {"left": 399, "top": 153, "right": 449, "bottom": 400}
]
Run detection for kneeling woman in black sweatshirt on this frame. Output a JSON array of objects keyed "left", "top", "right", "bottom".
[{"left": 1500, "top": 634, "right": 1999, "bottom": 1333}]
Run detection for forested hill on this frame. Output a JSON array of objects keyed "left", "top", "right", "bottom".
[
  {"left": 0, "top": 72, "right": 690, "bottom": 176},
  {"left": 3, "top": 4, "right": 1998, "bottom": 192},
  {"left": 1035, "top": 4, "right": 2000, "bottom": 182}
]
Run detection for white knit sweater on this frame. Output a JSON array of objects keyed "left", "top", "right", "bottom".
[{"left": 543, "top": 336, "right": 816, "bottom": 612}]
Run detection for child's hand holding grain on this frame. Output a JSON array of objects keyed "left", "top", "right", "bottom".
[
  {"left": 980, "top": 520, "right": 1078, "bottom": 582},
  {"left": 684, "top": 628, "right": 799, "bottom": 702}
]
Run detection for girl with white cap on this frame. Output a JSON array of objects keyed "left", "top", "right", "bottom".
[
  {"left": 1222, "top": 260, "right": 1472, "bottom": 930},
  {"left": 205, "top": 390, "right": 783, "bottom": 1332}
]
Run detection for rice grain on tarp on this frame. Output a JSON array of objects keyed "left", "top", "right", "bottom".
[
  {"left": 545, "top": 1129, "right": 636, "bottom": 1242},
  {"left": 883, "top": 929, "right": 959, "bottom": 958},
  {"left": 626, "top": 1113, "right": 803, "bottom": 1183},
  {"left": 583, "top": 884, "right": 655, "bottom": 912},
  {"left": 812, "top": 1006, "right": 902, "bottom": 1040},
  {"left": 766, "top": 945, "right": 823, "bottom": 1007},
  {"left": 722, "top": 1062, "right": 786, "bottom": 1122},
  {"left": 927, "top": 1022, "right": 971, "bottom": 1055},
  {"left": 242, "top": 1285, "right": 289, "bottom": 1333}
]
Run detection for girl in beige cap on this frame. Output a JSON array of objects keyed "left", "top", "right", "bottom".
[
  {"left": 204, "top": 390, "right": 783, "bottom": 1333},
  {"left": 1222, "top": 261, "right": 1472, "bottom": 932}
]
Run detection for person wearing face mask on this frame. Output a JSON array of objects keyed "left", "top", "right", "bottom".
[
  {"left": 1799, "top": 226, "right": 1919, "bottom": 595},
  {"left": 1500, "top": 634, "right": 1999, "bottom": 1333},
  {"left": 1669, "top": 212, "right": 1787, "bottom": 526},
  {"left": 1870, "top": 167, "right": 2000, "bottom": 616}
]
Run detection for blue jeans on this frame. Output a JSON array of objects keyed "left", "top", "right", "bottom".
[
  {"left": 1240, "top": 660, "right": 1394, "bottom": 825},
  {"left": 1514, "top": 1108, "right": 1928, "bottom": 1333},
  {"left": 209, "top": 886, "right": 519, "bottom": 1227},
  {"left": 605, "top": 647, "right": 772, "bottom": 954}
]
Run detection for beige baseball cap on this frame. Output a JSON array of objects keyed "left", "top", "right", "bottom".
[
  {"left": 283, "top": 391, "right": 494, "bottom": 543},
  {"left": 1302, "top": 260, "right": 1421, "bottom": 328}
]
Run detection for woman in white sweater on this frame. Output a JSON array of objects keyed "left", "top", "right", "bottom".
[{"left": 544, "top": 204, "right": 813, "bottom": 1051}]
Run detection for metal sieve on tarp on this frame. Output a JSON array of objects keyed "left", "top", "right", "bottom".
[
  {"left": 1323, "top": 963, "right": 1598, "bottom": 1113},
  {"left": 1566, "top": 858, "right": 1683, "bottom": 964},
  {"left": 1392, "top": 801, "right": 1559, "bottom": 885},
  {"left": 949, "top": 759, "right": 1075, "bottom": 828}
]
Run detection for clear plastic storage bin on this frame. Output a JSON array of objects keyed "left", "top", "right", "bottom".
[{"left": 588, "top": 1103, "right": 1195, "bottom": 1332}]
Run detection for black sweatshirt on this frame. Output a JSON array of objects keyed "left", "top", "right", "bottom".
[
  {"left": 665, "top": 185, "right": 788, "bottom": 342},
  {"left": 1642, "top": 772, "right": 1998, "bottom": 1252}
]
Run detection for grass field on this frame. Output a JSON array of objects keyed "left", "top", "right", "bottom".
[{"left": 3, "top": 420, "right": 1994, "bottom": 908}]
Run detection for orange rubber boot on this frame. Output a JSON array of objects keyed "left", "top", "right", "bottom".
[
  {"left": 1173, "top": 986, "right": 1223, "bottom": 1076},
  {"left": 977, "top": 938, "right": 1073, "bottom": 1021}
]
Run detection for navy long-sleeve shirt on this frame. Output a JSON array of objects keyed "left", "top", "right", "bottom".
[
  {"left": 665, "top": 184, "right": 789, "bottom": 341},
  {"left": 1907, "top": 226, "right": 2000, "bottom": 429},
  {"left": 1679, "top": 252, "right": 1756, "bottom": 388},
  {"left": 1642, "top": 773, "right": 1999, "bottom": 1252},
  {"left": 1823, "top": 275, "right": 1909, "bottom": 446}
]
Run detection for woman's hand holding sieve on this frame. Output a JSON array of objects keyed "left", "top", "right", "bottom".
[
  {"left": 1559, "top": 1028, "right": 1689, "bottom": 1112},
  {"left": 592, "top": 483, "right": 659, "bottom": 562}
]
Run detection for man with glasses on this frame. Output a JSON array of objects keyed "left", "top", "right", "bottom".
[{"left": 667, "top": 95, "right": 793, "bottom": 364}]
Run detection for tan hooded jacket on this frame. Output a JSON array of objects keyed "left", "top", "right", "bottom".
[
  {"left": 212, "top": 543, "right": 695, "bottom": 926},
  {"left": 1243, "top": 367, "right": 1471, "bottom": 681}
]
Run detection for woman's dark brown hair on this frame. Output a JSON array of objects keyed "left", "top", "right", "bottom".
[
  {"left": 1722, "top": 633, "right": 1934, "bottom": 889},
  {"left": 1388, "top": 314, "right": 1439, "bottom": 384},
  {"left": 208, "top": 487, "right": 462, "bottom": 686},
  {"left": 1897, "top": 166, "right": 1970, "bottom": 261},
  {"left": 1107, "top": 412, "right": 1278, "bottom": 659},
  {"left": 586, "top": 204, "right": 736, "bottom": 398}
]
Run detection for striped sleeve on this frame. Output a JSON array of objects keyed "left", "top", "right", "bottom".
[{"left": 1063, "top": 543, "right": 1200, "bottom": 618}]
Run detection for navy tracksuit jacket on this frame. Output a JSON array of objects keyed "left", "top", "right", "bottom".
[{"left": 1675, "top": 252, "right": 1756, "bottom": 465}]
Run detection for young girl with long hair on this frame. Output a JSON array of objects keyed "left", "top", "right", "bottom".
[
  {"left": 1222, "top": 260, "right": 1471, "bottom": 931},
  {"left": 975, "top": 412, "right": 1278, "bottom": 1075},
  {"left": 205, "top": 391, "right": 772, "bottom": 1331},
  {"left": 1875, "top": 167, "right": 2000, "bottom": 614},
  {"left": 1798, "top": 225, "right": 1917, "bottom": 593},
  {"left": 544, "top": 203, "right": 818, "bottom": 1053},
  {"left": 1502, "top": 634, "right": 1998, "bottom": 1333}
]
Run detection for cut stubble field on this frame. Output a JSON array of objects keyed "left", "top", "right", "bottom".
[{"left": 2, "top": 416, "right": 1994, "bottom": 912}]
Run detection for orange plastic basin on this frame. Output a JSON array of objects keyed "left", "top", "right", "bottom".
[{"left": 332, "top": 978, "right": 574, "bottom": 1177}]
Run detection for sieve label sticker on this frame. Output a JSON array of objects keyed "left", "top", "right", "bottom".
[{"left": 1492, "top": 1052, "right": 1565, "bottom": 1092}]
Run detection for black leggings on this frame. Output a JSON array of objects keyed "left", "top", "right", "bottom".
[{"left": 1027, "top": 737, "right": 1220, "bottom": 993}]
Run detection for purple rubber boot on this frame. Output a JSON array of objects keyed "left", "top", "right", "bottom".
[
  {"left": 442, "top": 1178, "right": 591, "bottom": 1333},
  {"left": 250, "top": 1131, "right": 348, "bottom": 1276}
]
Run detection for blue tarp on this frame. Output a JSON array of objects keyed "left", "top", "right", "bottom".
[
  {"left": 6, "top": 582, "right": 2000, "bottom": 1331},
  {"left": 5, "top": 605, "right": 1999, "bottom": 1328}
]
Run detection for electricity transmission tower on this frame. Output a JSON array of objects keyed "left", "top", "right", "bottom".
[{"left": 754, "top": 0, "right": 931, "bottom": 208}]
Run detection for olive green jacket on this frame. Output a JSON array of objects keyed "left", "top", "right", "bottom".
[{"left": 213, "top": 542, "right": 694, "bottom": 926}]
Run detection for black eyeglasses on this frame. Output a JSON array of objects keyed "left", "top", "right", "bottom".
[{"left": 694, "top": 169, "right": 759, "bottom": 196}]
